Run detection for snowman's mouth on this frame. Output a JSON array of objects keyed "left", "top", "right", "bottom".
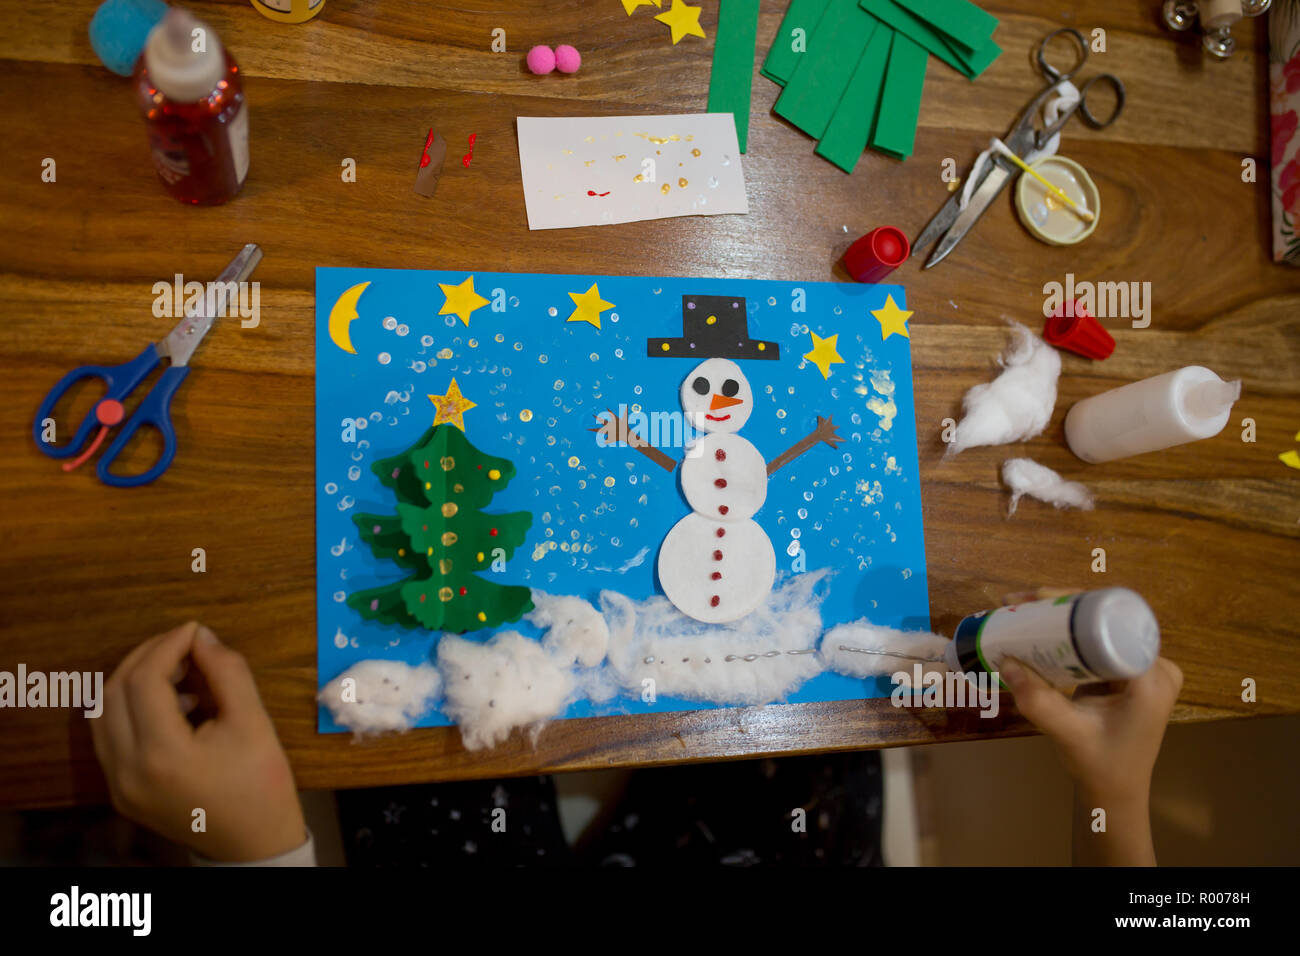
[{"left": 704, "top": 413, "right": 732, "bottom": 422}]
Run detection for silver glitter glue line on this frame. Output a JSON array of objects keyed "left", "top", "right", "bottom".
[{"left": 837, "top": 644, "right": 944, "bottom": 663}]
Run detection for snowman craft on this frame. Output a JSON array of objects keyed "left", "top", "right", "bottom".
[{"left": 595, "top": 294, "right": 843, "bottom": 624}]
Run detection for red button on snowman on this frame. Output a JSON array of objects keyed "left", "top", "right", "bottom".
[{"left": 599, "top": 294, "right": 844, "bottom": 624}]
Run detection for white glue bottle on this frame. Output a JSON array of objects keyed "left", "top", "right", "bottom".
[
  {"left": 943, "top": 588, "right": 1160, "bottom": 689},
  {"left": 1064, "top": 366, "right": 1240, "bottom": 464}
]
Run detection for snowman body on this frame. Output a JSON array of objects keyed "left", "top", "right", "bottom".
[{"left": 657, "top": 360, "right": 777, "bottom": 623}]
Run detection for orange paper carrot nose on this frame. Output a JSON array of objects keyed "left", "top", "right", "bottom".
[{"left": 710, "top": 394, "right": 744, "bottom": 410}]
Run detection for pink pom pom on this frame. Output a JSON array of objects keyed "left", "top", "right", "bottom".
[
  {"left": 526, "top": 45, "right": 555, "bottom": 75},
  {"left": 554, "top": 44, "right": 581, "bottom": 74}
]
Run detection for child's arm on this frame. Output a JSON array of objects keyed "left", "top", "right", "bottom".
[
  {"left": 90, "top": 621, "right": 312, "bottom": 864},
  {"left": 1000, "top": 655, "right": 1183, "bottom": 866}
]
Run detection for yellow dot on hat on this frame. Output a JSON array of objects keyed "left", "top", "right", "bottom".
[
  {"left": 758, "top": 343, "right": 766, "bottom": 351},
  {"left": 661, "top": 342, "right": 670, "bottom": 351},
  {"left": 706, "top": 315, "right": 717, "bottom": 325}
]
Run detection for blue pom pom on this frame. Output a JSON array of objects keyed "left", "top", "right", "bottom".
[{"left": 89, "top": 0, "right": 169, "bottom": 77}]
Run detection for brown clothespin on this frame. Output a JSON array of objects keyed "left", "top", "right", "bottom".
[{"left": 414, "top": 127, "right": 447, "bottom": 197}]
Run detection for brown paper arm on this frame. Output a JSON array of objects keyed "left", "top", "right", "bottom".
[
  {"left": 767, "top": 415, "right": 843, "bottom": 476},
  {"left": 589, "top": 408, "right": 677, "bottom": 472}
]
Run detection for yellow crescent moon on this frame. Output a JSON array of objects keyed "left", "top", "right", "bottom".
[{"left": 327, "top": 281, "right": 371, "bottom": 354}]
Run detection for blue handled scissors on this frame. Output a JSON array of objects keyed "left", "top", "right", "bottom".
[
  {"left": 913, "top": 28, "right": 1125, "bottom": 268},
  {"left": 33, "top": 244, "right": 262, "bottom": 487}
]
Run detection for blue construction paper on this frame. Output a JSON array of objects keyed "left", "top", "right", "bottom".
[{"left": 315, "top": 267, "right": 930, "bottom": 733}]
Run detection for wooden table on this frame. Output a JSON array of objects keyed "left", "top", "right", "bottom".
[{"left": 1, "top": 1, "right": 1296, "bottom": 810}]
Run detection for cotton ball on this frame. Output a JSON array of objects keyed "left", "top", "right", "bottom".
[
  {"left": 602, "top": 570, "right": 830, "bottom": 706},
  {"left": 317, "top": 660, "right": 441, "bottom": 736},
  {"left": 526, "top": 591, "right": 609, "bottom": 667},
  {"left": 554, "top": 44, "right": 581, "bottom": 74},
  {"left": 526, "top": 45, "right": 556, "bottom": 75},
  {"left": 820, "top": 621, "right": 950, "bottom": 678},
  {"left": 438, "top": 631, "right": 574, "bottom": 750},
  {"left": 947, "top": 322, "right": 1061, "bottom": 456},
  {"left": 1002, "top": 457, "right": 1094, "bottom": 516}
]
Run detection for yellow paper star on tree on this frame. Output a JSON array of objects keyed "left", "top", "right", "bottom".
[
  {"left": 438, "top": 276, "right": 490, "bottom": 327},
  {"left": 803, "top": 332, "right": 845, "bottom": 379},
  {"left": 872, "top": 295, "right": 913, "bottom": 341},
  {"left": 655, "top": 0, "right": 705, "bottom": 44},
  {"left": 428, "top": 378, "right": 477, "bottom": 430},
  {"left": 621, "top": 0, "right": 661, "bottom": 13},
  {"left": 566, "top": 283, "right": 615, "bottom": 329}
]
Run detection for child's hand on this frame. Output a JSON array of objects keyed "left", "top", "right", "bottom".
[
  {"left": 999, "top": 655, "right": 1183, "bottom": 806},
  {"left": 90, "top": 621, "right": 307, "bottom": 863}
]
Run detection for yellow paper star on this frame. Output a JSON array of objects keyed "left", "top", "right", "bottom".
[
  {"left": 438, "top": 275, "right": 490, "bottom": 327},
  {"left": 872, "top": 294, "right": 913, "bottom": 341},
  {"left": 803, "top": 332, "right": 845, "bottom": 380},
  {"left": 566, "top": 283, "right": 615, "bottom": 329},
  {"left": 428, "top": 378, "right": 477, "bottom": 430},
  {"left": 1281, "top": 450, "right": 1300, "bottom": 471},
  {"left": 654, "top": 0, "right": 705, "bottom": 44},
  {"left": 621, "top": 0, "right": 661, "bottom": 13}
]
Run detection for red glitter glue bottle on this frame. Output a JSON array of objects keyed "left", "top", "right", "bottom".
[{"left": 134, "top": 8, "right": 249, "bottom": 205}]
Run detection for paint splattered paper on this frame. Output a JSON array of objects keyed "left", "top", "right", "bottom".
[
  {"left": 516, "top": 114, "right": 749, "bottom": 230},
  {"left": 315, "top": 268, "right": 929, "bottom": 732}
]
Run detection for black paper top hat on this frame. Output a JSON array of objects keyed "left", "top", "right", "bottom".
[{"left": 647, "top": 294, "right": 780, "bottom": 360}]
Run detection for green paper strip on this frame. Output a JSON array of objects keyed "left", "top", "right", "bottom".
[
  {"left": 859, "top": 0, "right": 999, "bottom": 78},
  {"left": 773, "top": 0, "right": 878, "bottom": 140},
  {"left": 870, "top": 31, "right": 927, "bottom": 159},
  {"left": 816, "top": 26, "right": 894, "bottom": 172},
  {"left": 761, "top": 0, "right": 832, "bottom": 86},
  {"left": 708, "top": 0, "right": 762, "bottom": 152},
  {"left": 898, "top": 0, "right": 996, "bottom": 54}
]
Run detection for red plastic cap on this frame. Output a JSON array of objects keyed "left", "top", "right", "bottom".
[
  {"left": 1043, "top": 301, "right": 1115, "bottom": 359},
  {"left": 844, "top": 226, "right": 910, "bottom": 283}
]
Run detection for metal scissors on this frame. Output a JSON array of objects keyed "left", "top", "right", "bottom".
[
  {"left": 32, "top": 244, "right": 262, "bottom": 487},
  {"left": 914, "top": 28, "right": 1125, "bottom": 268}
]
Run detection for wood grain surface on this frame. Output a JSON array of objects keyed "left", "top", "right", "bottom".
[{"left": 0, "top": 1, "right": 1296, "bottom": 810}]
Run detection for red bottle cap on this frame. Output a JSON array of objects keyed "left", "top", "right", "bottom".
[
  {"left": 1043, "top": 301, "right": 1115, "bottom": 359},
  {"left": 844, "top": 226, "right": 910, "bottom": 283}
]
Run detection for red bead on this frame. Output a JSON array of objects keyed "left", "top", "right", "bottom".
[
  {"left": 424, "top": 460, "right": 430, "bottom": 468},
  {"left": 715, "top": 449, "right": 726, "bottom": 461},
  {"left": 489, "top": 528, "right": 498, "bottom": 536},
  {"left": 718, "top": 505, "right": 729, "bottom": 515},
  {"left": 710, "top": 595, "right": 720, "bottom": 607},
  {"left": 714, "top": 478, "right": 727, "bottom": 488},
  {"left": 710, "top": 571, "right": 721, "bottom": 580},
  {"left": 715, "top": 528, "right": 725, "bottom": 538},
  {"left": 712, "top": 550, "right": 723, "bottom": 561},
  {"left": 459, "top": 586, "right": 467, "bottom": 595}
]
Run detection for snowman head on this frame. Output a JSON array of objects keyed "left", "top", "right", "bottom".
[{"left": 681, "top": 358, "right": 753, "bottom": 433}]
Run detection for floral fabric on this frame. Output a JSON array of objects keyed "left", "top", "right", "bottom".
[{"left": 1271, "top": 0, "right": 1300, "bottom": 263}]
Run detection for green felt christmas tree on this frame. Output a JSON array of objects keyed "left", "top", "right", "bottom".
[{"left": 348, "top": 425, "right": 534, "bottom": 633}]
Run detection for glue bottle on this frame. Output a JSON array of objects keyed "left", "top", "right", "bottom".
[
  {"left": 1064, "top": 366, "right": 1240, "bottom": 464},
  {"left": 134, "top": 8, "right": 248, "bottom": 204},
  {"left": 943, "top": 588, "right": 1160, "bottom": 689}
]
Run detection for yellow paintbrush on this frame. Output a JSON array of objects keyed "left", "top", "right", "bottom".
[{"left": 991, "top": 140, "right": 1095, "bottom": 223}]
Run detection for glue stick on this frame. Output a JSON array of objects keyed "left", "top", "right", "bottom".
[
  {"left": 943, "top": 588, "right": 1159, "bottom": 689},
  {"left": 1064, "top": 366, "right": 1241, "bottom": 464}
]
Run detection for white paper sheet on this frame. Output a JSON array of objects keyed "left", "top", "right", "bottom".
[{"left": 516, "top": 113, "right": 749, "bottom": 230}]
